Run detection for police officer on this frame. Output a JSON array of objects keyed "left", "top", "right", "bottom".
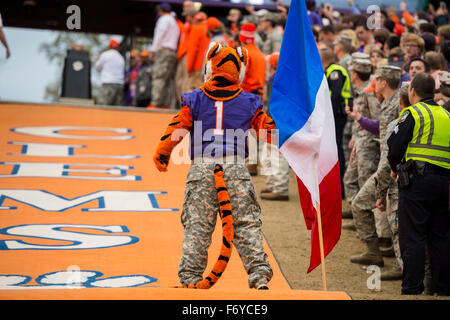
[
  {"left": 387, "top": 72, "right": 450, "bottom": 296},
  {"left": 319, "top": 44, "right": 352, "bottom": 198}
]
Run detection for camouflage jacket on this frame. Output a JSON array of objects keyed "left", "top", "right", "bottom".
[{"left": 375, "top": 119, "right": 398, "bottom": 200}]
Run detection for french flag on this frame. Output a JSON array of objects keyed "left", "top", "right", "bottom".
[{"left": 269, "top": 0, "right": 342, "bottom": 273}]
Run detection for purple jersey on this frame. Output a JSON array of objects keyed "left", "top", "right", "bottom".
[{"left": 181, "top": 89, "right": 262, "bottom": 160}]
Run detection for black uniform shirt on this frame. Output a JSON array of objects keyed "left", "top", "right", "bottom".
[{"left": 387, "top": 99, "right": 439, "bottom": 172}]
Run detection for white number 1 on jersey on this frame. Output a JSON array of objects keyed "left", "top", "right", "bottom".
[{"left": 213, "top": 101, "right": 224, "bottom": 136}]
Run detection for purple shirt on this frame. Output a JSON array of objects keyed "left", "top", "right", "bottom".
[
  {"left": 181, "top": 89, "right": 262, "bottom": 160},
  {"left": 358, "top": 116, "right": 380, "bottom": 136},
  {"left": 308, "top": 11, "right": 322, "bottom": 27}
]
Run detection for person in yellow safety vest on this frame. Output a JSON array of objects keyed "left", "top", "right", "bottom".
[
  {"left": 387, "top": 72, "right": 450, "bottom": 296},
  {"left": 319, "top": 44, "right": 353, "bottom": 199}
]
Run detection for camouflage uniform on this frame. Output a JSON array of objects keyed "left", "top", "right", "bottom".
[
  {"left": 339, "top": 53, "right": 352, "bottom": 77},
  {"left": 380, "top": 120, "right": 403, "bottom": 269},
  {"left": 341, "top": 53, "right": 370, "bottom": 176},
  {"left": 352, "top": 68, "right": 400, "bottom": 243},
  {"left": 151, "top": 48, "right": 177, "bottom": 107},
  {"left": 262, "top": 29, "right": 282, "bottom": 56},
  {"left": 97, "top": 83, "right": 124, "bottom": 106},
  {"left": 343, "top": 59, "right": 379, "bottom": 203},
  {"left": 178, "top": 162, "right": 273, "bottom": 288},
  {"left": 335, "top": 35, "right": 354, "bottom": 76}
]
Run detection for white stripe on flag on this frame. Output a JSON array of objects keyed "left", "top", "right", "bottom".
[{"left": 280, "top": 75, "right": 338, "bottom": 207}]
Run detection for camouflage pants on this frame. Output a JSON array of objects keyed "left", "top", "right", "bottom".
[
  {"left": 151, "top": 48, "right": 177, "bottom": 107},
  {"left": 352, "top": 172, "right": 392, "bottom": 242},
  {"left": 343, "top": 136, "right": 379, "bottom": 204},
  {"left": 343, "top": 155, "right": 359, "bottom": 203},
  {"left": 342, "top": 118, "right": 353, "bottom": 165},
  {"left": 262, "top": 143, "right": 290, "bottom": 196},
  {"left": 97, "top": 83, "right": 124, "bottom": 106},
  {"left": 386, "top": 187, "right": 403, "bottom": 270},
  {"left": 178, "top": 163, "right": 273, "bottom": 288},
  {"left": 354, "top": 137, "right": 379, "bottom": 190}
]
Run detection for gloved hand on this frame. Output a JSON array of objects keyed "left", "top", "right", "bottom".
[{"left": 153, "top": 153, "right": 170, "bottom": 172}]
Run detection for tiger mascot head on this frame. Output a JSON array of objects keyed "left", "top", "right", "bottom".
[{"left": 201, "top": 42, "right": 248, "bottom": 101}]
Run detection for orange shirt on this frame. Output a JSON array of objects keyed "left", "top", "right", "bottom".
[
  {"left": 186, "top": 21, "right": 210, "bottom": 72},
  {"left": 177, "top": 21, "right": 191, "bottom": 60},
  {"left": 241, "top": 43, "right": 266, "bottom": 101}
]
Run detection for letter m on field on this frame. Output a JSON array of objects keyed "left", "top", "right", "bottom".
[{"left": 0, "top": 190, "right": 178, "bottom": 212}]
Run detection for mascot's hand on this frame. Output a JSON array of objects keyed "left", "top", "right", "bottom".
[{"left": 153, "top": 153, "right": 170, "bottom": 172}]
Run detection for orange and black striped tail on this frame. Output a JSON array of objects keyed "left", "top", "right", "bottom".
[{"left": 177, "top": 164, "right": 234, "bottom": 289}]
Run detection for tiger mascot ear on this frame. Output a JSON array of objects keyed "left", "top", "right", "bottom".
[
  {"left": 235, "top": 46, "right": 248, "bottom": 83},
  {"left": 204, "top": 41, "right": 222, "bottom": 82}
]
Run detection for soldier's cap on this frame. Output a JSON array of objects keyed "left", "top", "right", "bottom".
[
  {"left": 254, "top": 9, "right": 269, "bottom": 17},
  {"left": 260, "top": 12, "right": 278, "bottom": 23},
  {"left": 241, "top": 15, "right": 258, "bottom": 25},
  {"left": 333, "top": 35, "right": 352, "bottom": 47},
  {"left": 439, "top": 71, "right": 450, "bottom": 84},
  {"left": 436, "top": 72, "right": 450, "bottom": 97},
  {"left": 399, "top": 81, "right": 410, "bottom": 96},
  {"left": 351, "top": 52, "right": 370, "bottom": 61},
  {"left": 374, "top": 65, "right": 401, "bottom": 80},
  {"left": 349, "top": 59, "right": 372, "bottom": 74}
]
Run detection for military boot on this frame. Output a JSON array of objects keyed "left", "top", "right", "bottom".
[
  {"left": 247, "top": 164, "right": 258, "bottom": 176},
  {"left": 350, "top": 239, "right": 384, "bottom": 267},
  {"left": 423, "top": 275, "right": 437, "bottom": 295},
  {"left": 380, "top": 263, "right": 402, "bottom": 281},
  {"left": 342, "top": 210, "right": 353, "bottom": 219},
  {"left": 342, "top": 220, "right": 356, "bottom": 231},
  {"left": 341, "top": 200, "right": 353, "bottom": 219}
]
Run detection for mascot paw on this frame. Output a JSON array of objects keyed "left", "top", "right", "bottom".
[{"left": 153, "top": 153, "right": 169, "bottom": 172}]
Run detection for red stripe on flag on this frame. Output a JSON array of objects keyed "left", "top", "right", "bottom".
[{"left": 296, "top": 162, "right": 342, "bottom": 273}]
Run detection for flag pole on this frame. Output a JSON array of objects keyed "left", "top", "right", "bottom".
[
  {"left": 313, "top": 158, "right": 327, "bottom": 291},
  {"left": 315, "top": 200, "right": 328, "bottom": 291}
]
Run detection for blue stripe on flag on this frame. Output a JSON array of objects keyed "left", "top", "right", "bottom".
[{"left": 269, "top": 0, "right": 325, "bottom": 147}]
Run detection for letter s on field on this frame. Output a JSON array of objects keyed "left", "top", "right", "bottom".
[{"left": 0, "top": 224, "right": 138, "bottom": 250}]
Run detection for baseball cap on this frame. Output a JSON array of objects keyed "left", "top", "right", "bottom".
[
  {"left": 193, "top": 12, "right": 207, "bottom": 22},
  {"left": 207, "top": 17, "right": 222, "bottom": 32},
  {"left": 388, "top": 55, "right": 405, "bottom": 68},
  {"left": 109, "top": 39, "right": 120, "bottom": 49},
  {"left": 239, "top": 23, "right": 256, "bottom": 45},
  {"left": 158, "top": 2, "right": 171, "bottom": 12}
]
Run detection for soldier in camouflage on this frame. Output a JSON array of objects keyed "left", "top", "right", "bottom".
[
  {"left": 342, "top": 58, "right": 378, "bottom": 222},
  {"left": 378, "top": 119, "right": 403, "bottom": 280},
  {"left": 341, "top": 52, "right": 371, "bottom": 189},
  {"left": 377, "top": 82, "right": 410, "bottom": 280},
  {"left": 333, "top": 35, "right": 354, "bottom": 76},
  {"left": 260, "top": 13, "right": 283, "bottom": 56},
  {"left": 348, "top": 65, "right": 401, "bottom": 267}
]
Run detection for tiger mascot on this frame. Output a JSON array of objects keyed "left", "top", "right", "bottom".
[{"left": 153, "top": 42, "right": 276, "bottom": 289}]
